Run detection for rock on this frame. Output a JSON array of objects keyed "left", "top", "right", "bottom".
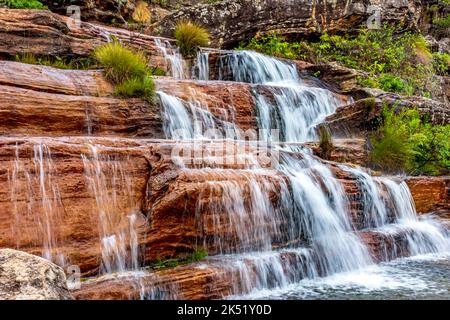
[
  {"left": 406, "top": 177, "right": 450, "bottom": 214},
  {"left": 0, "top": 249, "right": 73, "bottom": 300},
  {"left": 0, "top": 9, "right": 170, "bottom": 72},
  {"left": 325, "top": 94, "right": 450, "bottom": 137},
  {"left": 151, "top": 0, "right": 423, "bottom": 48},
  {"left": 439, "top": 38, "right": 450, "bottom": 54}
]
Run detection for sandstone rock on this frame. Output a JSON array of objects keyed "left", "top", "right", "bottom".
[
  {"left": 0, "top": 248, "right": 73, "bottom": 300},
  {"left": 0, "top": 9, "right": 170, "bottom": 71},
  {"left": 325, "top": 94, "right": 450, "bottom": 137},
  {"left": 151, "top": 0, "right": 422, "bottom": 48},
  {"left": 406, "top": 177, "right": 450, "bottom": 215}
]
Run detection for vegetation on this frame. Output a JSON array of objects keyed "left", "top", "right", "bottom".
[
  {"left": 317, "top": 125, "right": 333, "bottom": 160},
  {"left": 0, "top": 0, "right": 46, "bottom": 9},
  {"left": 131, "top": 1, "right": 151, "bottom": 25},
  {"left": 94, "top": 41, "right": 155, "bottom": 102},
  {"left": 14, "top": 53, "right": 95, "bottom": 70},
  {"left": 152, "top": 249, "right": 208, "bottom": 269},
  {"left": 174, "top": 21, "right": 210, "bottom": 57},
  {"left": 370, "top": 105, "right": 450, "bottom": 176},
  {"left": 238, "top": 26, "right": 447, "bottom": 98}
]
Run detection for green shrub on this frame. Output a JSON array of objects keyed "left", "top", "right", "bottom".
[
  {"left": 433, "top": 52, "right": 450, "bottom": 75},
  {"left": 0, "top": 0, "right": 46, "bottom": 9},
  {"left": 94, "top": 41, "right": 148, "bottom": 84},
  {"left": 152, "top": 248, "right": 208, "bottom": 270},
  {"left": 94, "top": 41, "right": 155, "bottom": 102},
  {"left": 174, "top": 21, "right": 210, "bottom": 57},
  {"left": 370, "top": 105, "right": 450, "bottom": 175},
  {"left": 239, "top": 26, "right": 442, "bottom": 98},
  {"left": 115, "top": 76, "right": 154, "bottom": 100},
  {"left": 317, "top": 125, "right": 333, "bottom": 160}
]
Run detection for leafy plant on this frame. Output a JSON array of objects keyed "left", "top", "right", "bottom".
[
  {"left": 152, "top": 248, "right": 208, "bottom": 270},
  {"left": 370, "top": 104, "right": 450, "bottom": 175},
  {"left": 0, "top": 0, "right": 46, "bottom": 9},
  {"left": 174, "top": 21, "right": 210, "bottom": 57},
  {"left": 239, "top": 26, "right": 443, "bottom": 98}
]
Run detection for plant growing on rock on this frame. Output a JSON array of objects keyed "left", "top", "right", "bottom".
[
  {"left": 94, "top": 40, "right": 155, "bottom": 102},
  {"left": 174, "top": 20, "right": 210, "bottom": 57},
  {"left": 317, "top": 125, "right": 334, "bottom": 160},
  {"left": 0, "top": 0, "right": 46, "bottom": 9},
  {"left": 370, "top": 104, "right": 450, "bottom": 176},
  {"left": 132, "top": 0, "right": 151, "bottom": 25}
]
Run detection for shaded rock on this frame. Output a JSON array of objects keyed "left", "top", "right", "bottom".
[
  {"left": 151, "top": 0, "right": 422, "bottom": 48},
  {"left": 0, "top": 249, "right": 73, "bottom": 300},
  {"left": 406, "top": 176, "right": 450, "bottom": 215}
]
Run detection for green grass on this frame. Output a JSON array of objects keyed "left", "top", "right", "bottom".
[
  {"left": 94, "top": 41, "right": 155, "bottom": 102},
  {"left": 370, "top": 105, "right": 450, "bottom": 175},
  {"left": 94, "top": 41, "right": 149, "bottom": 84},
  {"left": 238, "top": 27, "right": 446, "bottom": 98},
  {"left": 152, "top": 249, "right": 208, "bottom": 270},
  {"left": 0, "top": 0, "right": 46, "bottom": 9},
  {"left": 174, "top": 21, "right": 210, "bottom": 57},
  {"left": 14, "top": 53, "right": 95, "bottom": 70}
]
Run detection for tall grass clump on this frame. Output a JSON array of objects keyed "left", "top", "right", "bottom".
[
  {"left": 94, "top": 41, "right": 155, "bottom": 101},
  {"left": 370, "top": 104, "right": 450, "bottom": 175},
  {"left": 174, "top": 21, "right": 210, "bottom": 57}
]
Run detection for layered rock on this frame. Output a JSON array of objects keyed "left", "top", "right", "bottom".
[
  {"left": 0, "top": 9, "right": 170, "bottom": 71},
  {"left": 0, "top": 249, "right": 73, "bottom": 300},
  {"left": 152, "top": 0, "right": 423, "bottom": 48},
  {"left": 325, "top": 95, "right": 450, "bottom": 137}
]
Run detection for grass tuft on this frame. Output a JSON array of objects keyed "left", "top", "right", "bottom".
[{"left": 174, "top": 21, "right": 210, "bottom": 57}]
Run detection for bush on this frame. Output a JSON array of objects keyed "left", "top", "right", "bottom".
[
  {"left": 317, "top": 125, "right": 333, "bottom": 160},
  {"left": 0, "top": 0, "right": 46, "bottom": 9},
  {"left": 132, "top": 0, "right": 151, "bottom": 25},
  {"left": 239, "top": 26, "right": 442, "bottom": 98},
  {"left": 94, "top": 41, "right": 148, "bottom": 84},
  {"left": 174, "top": 21, "right": 210, "bottom": 57},
  {"left": 94, "top": 41, "right": 154, "bottom": 102},
  {"left": 115, "top": 76, "right": 154, "bottom": 100},
  {"left": 370, "top": 105, "right": 450, "bottom": 175}
]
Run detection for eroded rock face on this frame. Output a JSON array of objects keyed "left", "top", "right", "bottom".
[
  {"left": 406, "top": 177, "right": 450, "bottom": 215},
  {"left": 152, "top": 0, "right": 423, "bottom": 48},
  {"left": 0, "top": 9, "right": 170, "bottom": 71},
  {"left": 325, "top": 94, "right": 450, "bottom": 137},
  {"left": 0, "top": 249, "right": 73, "bottom": 300}
]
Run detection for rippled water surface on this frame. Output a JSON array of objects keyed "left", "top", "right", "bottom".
[{"left": 234, "top": 253, "right": 450, "bottom": 300}]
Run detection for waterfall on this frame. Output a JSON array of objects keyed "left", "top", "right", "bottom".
[
  {"left": 8, "top": 142, "right": 67, "bottom": 267},
  {"left": 154, "top": 38, "right": 187, "bottom": 79},
  {"left": 81, "top": 144, "right": 144, "bottom": 274}
]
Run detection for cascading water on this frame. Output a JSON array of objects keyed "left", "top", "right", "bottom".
[
  {"left": 81, "top": 144, "right": 144, "bottom": 274},
  {"left": 152, "top": 49, "right": 449, "bottom": 298},
  {"left": 7, "top": 142, "right": 67, "bottom": 267},
  {"left": 154, "top": 38, "right": 187, "bottom": 79}
]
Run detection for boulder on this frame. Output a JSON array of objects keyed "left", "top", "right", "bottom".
[{"left": 0, "top": 249, "right": 73, "bottom": 300}]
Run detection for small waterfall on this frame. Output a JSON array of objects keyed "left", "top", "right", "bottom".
[
  {"left": 217, "top": 50, "right": 299, "bottom": 83},
  {"left": 154, "top": 38, "right": 187, "bottom": 79},
  {"left": 157, "top": 90, "right": 239, "bottom": 140},
  {"left": 8, "top": 143, "right": 67, "bottom": 266},
  {"left": 82, "top": 144, "right": 144, "bottom": 274},
  {"left": 195, "top": 50, "right": 210, "bottom": 81}
]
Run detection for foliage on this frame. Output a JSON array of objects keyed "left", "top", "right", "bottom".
[
  {"left": 238, "top": 27, "right": 446, "bottom": 98},
  {"left": 432, "top": 52, "right": 450, "bottom": 75},
  {"left": 174, "top": 21, "right": 210, "bottom": 57},
  {"left": 14, "top": 53, "right": 95, "bottom": 70},
  {"left": 370, "top": 105, "right": 450, "bottom": 176},
  {"left": 317, "top": 125, "right": 333, "bottom": 160},
  {"left": 94, "top": 41, "right": 155, "bottom": 102},
  {"left": 0, "top": 0, "right": 46, "bottom": 9},
  {"left": 132, "top": 0, "right": 151, "bottom": 24},
  {"left": 153, "top": 249, "right": 208, "bottom": 269},
  {"left": 115, "top": 76, "right": 154, "bottom": 101}
]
